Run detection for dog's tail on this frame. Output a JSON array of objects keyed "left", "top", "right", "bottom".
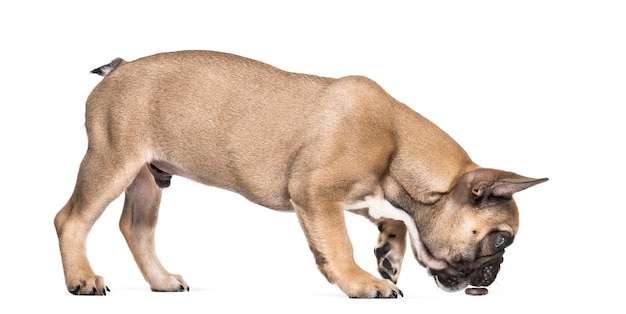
[{"left": 90, "top": 57, "right": 125, "bottom": 77}]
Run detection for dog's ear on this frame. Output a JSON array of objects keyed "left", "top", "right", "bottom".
[{"left": 457, "top": 169, "right": 548, "bottom": 207}]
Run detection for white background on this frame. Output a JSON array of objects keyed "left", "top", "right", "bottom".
[{"left": 1, "top": 1, "right": 624, "bottom": 312}]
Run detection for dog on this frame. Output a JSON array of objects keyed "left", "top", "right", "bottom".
[{"left": 54, "top": 50, "right": 547, "bottom": 298}]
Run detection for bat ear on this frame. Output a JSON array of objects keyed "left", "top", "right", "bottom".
[{"left": 463, "top": 169, "right": 548, "bottom": 207}]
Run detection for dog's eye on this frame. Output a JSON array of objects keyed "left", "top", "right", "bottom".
[{"left": 494, "top": 233, "right": 510, "bottom": 249}]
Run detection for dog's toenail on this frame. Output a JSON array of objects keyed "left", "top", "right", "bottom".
[
  {"left": 399, "top": 290, "right": 404, "bottom": 297},
  {"left": 375, "top": 291, "right": 382, "bottom": 298},
  {"left": 70, "top": 286, "right": 80, "bottom": 295},
  {"left": 392, "top": 290, "right": 398, "bottom": 298}
]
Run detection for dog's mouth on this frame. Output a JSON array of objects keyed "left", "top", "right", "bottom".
[{"left": 428, "top": 251, "right": 505, "bottom": 292}]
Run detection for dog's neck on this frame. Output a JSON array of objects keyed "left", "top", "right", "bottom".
[
  {"left": 388, "top": 102, "right": 477, "bottom": 204},
  {"left": 371, "top": 102, "right": 479, "bottom": 270}
]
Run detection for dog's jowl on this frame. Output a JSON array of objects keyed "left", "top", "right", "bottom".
[{"left": 54, "top": 50, "right": 547, "bottom": 298}]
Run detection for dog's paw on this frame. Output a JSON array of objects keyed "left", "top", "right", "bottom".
[
  {"left": 149, "top": 274, "right": 189, "bottom": 292},
  {"left": 374, "top": 220, "right": 407, "bottom": 284},
  {"left": 338, "top": 270, "right": 403, "bottom": 298},
  {"left": 337, "top": 268, "right": 404, "bottom": 299},
  {"left": 375, "top": 242, "right": 401, "bottom": 283},
  {"left": 67, "top": 274, "right": 110, "bottom": 295}
]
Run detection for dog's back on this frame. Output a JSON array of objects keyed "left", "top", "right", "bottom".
[{"left": 85, "top": 50, "right": 402, "bottom": 210}]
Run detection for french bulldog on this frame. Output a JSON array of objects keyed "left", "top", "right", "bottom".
[{"left": 54, "top": 50, "right": 547, "bottom": 298}]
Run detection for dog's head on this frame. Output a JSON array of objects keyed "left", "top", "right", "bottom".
[{"left": 409, "top": 168, "right": 548, "bottom": 292}]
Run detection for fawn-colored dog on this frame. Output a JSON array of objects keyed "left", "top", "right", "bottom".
[{"left": 54, "top": 50, "right": 547, "bottom": 297}]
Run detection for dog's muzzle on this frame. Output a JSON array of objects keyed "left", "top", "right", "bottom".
[{"left": 429, "top": 251, "right": 504, "bottom": 292}]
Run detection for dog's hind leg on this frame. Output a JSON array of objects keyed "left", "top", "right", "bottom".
[
  {"left": 54, "top": 151, "right": 142, "bottom": 295},
  {"left": 119, "top": 164, "right": 188, "bottom": 292},
  {"left": 374, "top": 219, "right": 407, "bottom": 284}
]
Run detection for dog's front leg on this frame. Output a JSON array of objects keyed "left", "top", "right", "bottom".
[
  {"left": 119, "top": 165, "right": 189, "bottom": 292},
  {"left": 374, "top": 219, "right": 407, "bottom": 284},
  {"left": 291, "top": 200, "right": 402, "bottom": 298}
]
